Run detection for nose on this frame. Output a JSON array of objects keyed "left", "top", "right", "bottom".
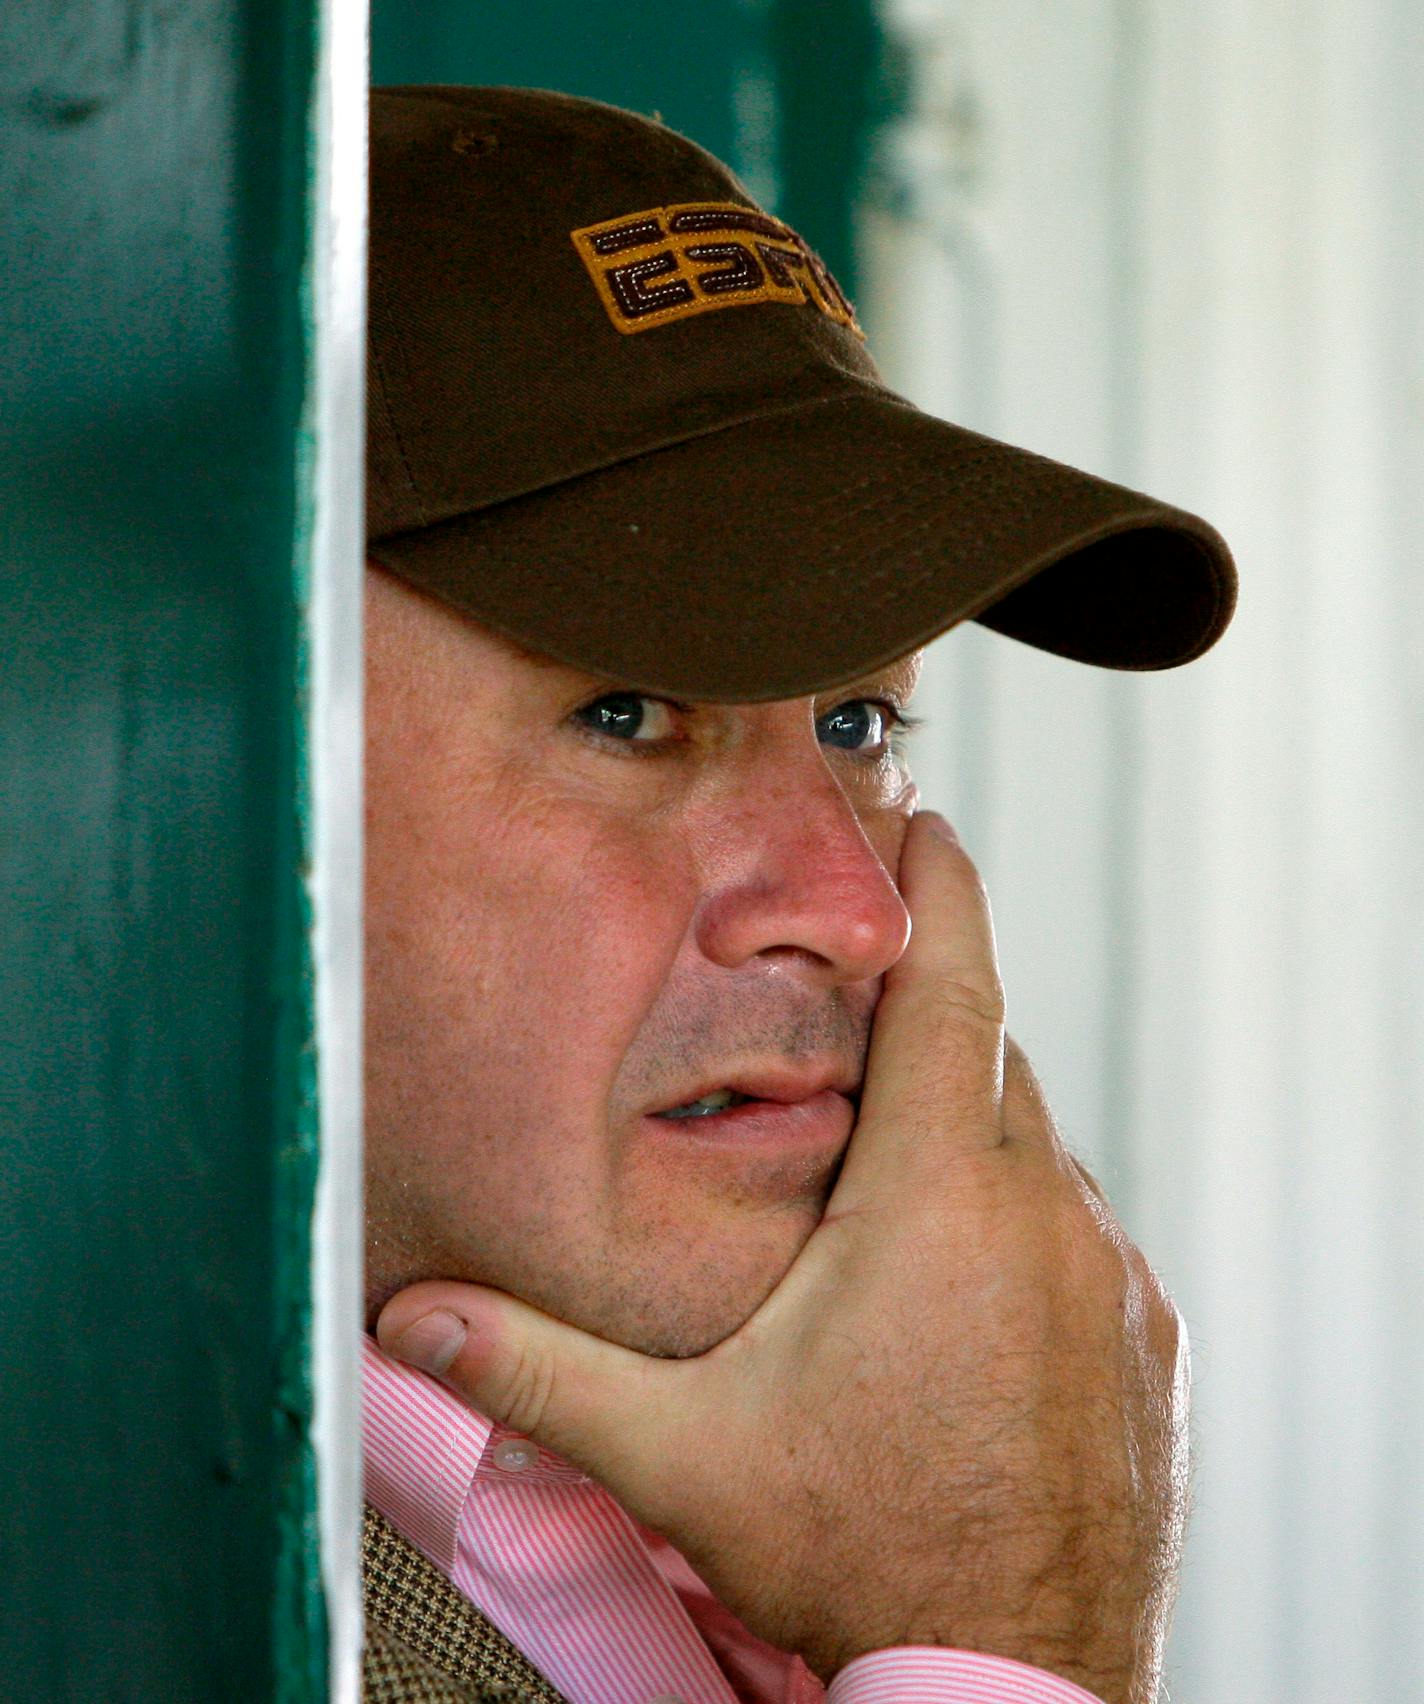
[{"left": 692, "top": 752, "right": 912, "bottom": 990}]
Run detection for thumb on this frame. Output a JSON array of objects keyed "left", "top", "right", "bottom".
[{"left": 375, "top": 1280, "right": 678, "bottom": 1500}]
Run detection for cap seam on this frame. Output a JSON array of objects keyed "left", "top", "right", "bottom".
[{"left": 367, "top": 381, "right": 907, "bottom": 548}]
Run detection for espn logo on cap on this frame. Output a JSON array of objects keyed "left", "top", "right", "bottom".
[{"left": 571, "top": 202, "right": 863, "bottom": 338}]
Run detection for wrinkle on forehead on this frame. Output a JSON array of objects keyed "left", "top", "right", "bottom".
[{"left": 367, "top": 560, "right": 559, "bottom": 682}]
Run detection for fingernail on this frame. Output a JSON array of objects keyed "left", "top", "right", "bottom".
[{"left": 387, "top": 1309, "right": 468, "bottom": 1375}]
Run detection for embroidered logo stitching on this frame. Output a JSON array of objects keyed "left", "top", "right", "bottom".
[{"left": 570, "top": 202, "right": 863, "bottom": 337}]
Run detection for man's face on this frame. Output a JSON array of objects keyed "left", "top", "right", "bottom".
[{"left": 365, "top": 566, "right": 920, "bottom": 1357}]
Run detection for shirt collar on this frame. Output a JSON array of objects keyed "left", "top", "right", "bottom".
[
  {"left": 362, "top": 1333, "right": 592, "bottom": 1571},
  {"left": 362, "top": 1334, "right": 493, "bottom": 1571}
]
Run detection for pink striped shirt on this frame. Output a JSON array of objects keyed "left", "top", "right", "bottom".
[{"left": 363, "top": 1336, "right": 1104, "bottom": 1704}]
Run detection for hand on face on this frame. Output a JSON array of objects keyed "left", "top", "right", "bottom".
[
  {"left": 377, "top": 811, "right": 1190, "bottom": 1704},
  {"left": 364, "top": 565, "right": 921, "bottom": 1354}
]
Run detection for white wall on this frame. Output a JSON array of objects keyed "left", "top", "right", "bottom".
[{"left": 863, "top": 2, "right": 1424, "bottom": 1699}]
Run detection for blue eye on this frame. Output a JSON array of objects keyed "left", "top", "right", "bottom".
[
  {"left": 574, "top": 693, "right": 677, "bottom": 742},
  {"left": 816, "top": 700, "right": 892, "bottom": 752}
]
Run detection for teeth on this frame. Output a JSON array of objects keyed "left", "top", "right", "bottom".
[{"left": 660, "top": 1088, "right": 749, "bottom": 1120}]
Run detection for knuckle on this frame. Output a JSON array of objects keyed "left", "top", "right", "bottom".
[
  {"left": 937, "top": 972, "right": 1007, "bottom": 1029},
  {"left": 1147, "top": 1283, "right": 1189, "bottom": 1370},
  {"left": 491, "top": 1338, "right": 558, "bottom": 1435},
  {"left": 1065, "top": 1150, "right": 1109, "bottom": 1204},
  {"left": 1168, "top": 1302, "right": 1193, "bottom": 1392},
  {"left": 1003, "top": 1035, "right": 1067, "bottom": 1143},
  {"left": 1003, "top": 1033, "right": 1034, "bottom": 1077},
  {"left": 1117, "top": 1254, "right": 1187, "bottom": 1374}
]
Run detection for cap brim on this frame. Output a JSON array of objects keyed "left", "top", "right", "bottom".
[{"left": 367, "top": 390, "right": 1237, "bottom": 702}]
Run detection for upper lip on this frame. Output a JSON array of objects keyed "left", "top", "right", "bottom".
[{"left": 650, "top": 1063, "right": 861, "bottom": 1116}]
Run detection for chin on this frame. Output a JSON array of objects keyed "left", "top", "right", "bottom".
[
  {"left": 577, "top": 1227, "right": 816, "bottom": 1360},
  {"left": 617, "top": 1311, "right": 748, "bottom": 1361}
]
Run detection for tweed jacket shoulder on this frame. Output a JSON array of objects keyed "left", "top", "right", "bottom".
[{"left": 362, "top": 1503, "right": 571, "bottom": 1704}]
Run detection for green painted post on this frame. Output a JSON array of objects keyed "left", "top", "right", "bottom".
[
  {"left": 371, "top": 0, "right": 745, "bottom": 168},
  {"left": 369, "top": 0, "right": 885, "bottom": 296},
  {"left": 0, "top": 0, "right": 358, "bottom": 1696},
  {"left": 765, "top": 0, "right": 888, "bottom": 300}
]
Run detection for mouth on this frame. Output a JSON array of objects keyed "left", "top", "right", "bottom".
[
  {"left": 646, "top": 1068, "right": 860, "bottom": 1151},
  {"left": 658, "top": 1087, "right": 756, "bottom": 1120},
  {"left": 652, "top": 1063, "right": 859, "bottom": 1117}
]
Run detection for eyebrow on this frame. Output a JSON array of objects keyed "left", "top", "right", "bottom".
[
  {"left": 819, "top": 656, "right": 923, "bottom": 702},
  {"left": 495, "top": 621, "right": 922, "bottom": 706}
]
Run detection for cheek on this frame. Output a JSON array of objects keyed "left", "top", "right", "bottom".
[
  {"left": 369, "top": 792, "right": 699, "bottom": 1136},
  {"left": 517, "top": 823, "right": 695, "bottom": 1077},
  {"left": 516, "top": 845, "right": 699, "bottom": 1236}
]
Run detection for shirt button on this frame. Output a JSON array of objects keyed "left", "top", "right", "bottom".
[
  {"left": 647, "top": 1696, "right": 685, "bottom": 1704},
  {"left": 491, "top": 1438, "right": 537, "bottom": 1473}
]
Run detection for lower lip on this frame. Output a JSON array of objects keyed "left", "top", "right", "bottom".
[{"left": 646, "top": 1087, "right": 855, "bottom": 1151}]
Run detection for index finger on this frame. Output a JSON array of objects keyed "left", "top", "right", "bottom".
[{"left": 832, "top": 811, "right": 1007, "bottom": 1199}]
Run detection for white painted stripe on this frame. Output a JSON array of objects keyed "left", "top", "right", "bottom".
[{"left": 307, "top": 0, "right": 367, "bottom": 1694}]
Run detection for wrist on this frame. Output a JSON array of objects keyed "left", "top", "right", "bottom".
[{"left": 808, "top": 1577, "right": 1165, "bottom": 1704}]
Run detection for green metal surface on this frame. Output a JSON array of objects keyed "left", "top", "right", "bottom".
[
  {"left": 0, "top": 1, "right": 326, "bottom": 1696},
  {"left": 372, "top": 1, "right": 744, "bottom": 172},
  {"left": 765, "top": 0, "right": 887, "bottom": 299},
  {"left": 370, "top": 0, "right": 886, "bottom": 297}
]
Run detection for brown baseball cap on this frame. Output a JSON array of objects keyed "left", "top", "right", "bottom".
[{"left": 367, "top": 85, "right": 1236, "bottom": 701}]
